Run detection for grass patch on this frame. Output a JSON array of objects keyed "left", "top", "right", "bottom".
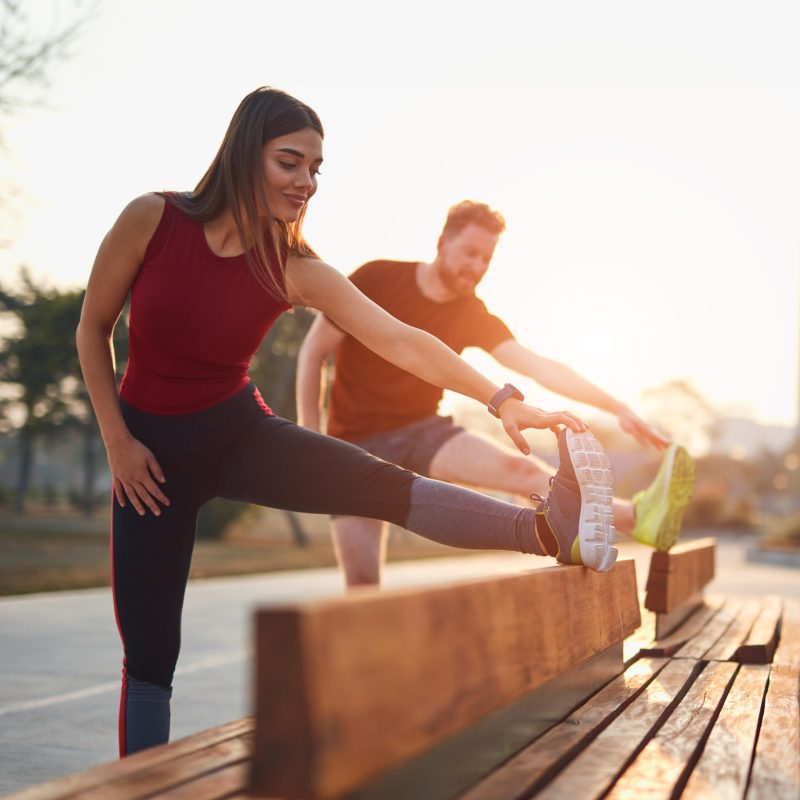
[{"left": 0, "top": 527, "right": 460, "bottom": 596}]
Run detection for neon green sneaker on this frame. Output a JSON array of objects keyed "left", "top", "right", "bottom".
[{"left": 631, "top": 444, "right": 696, "bottom": 551}]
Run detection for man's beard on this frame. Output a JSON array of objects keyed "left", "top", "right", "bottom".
[{"left": 439, "top": 263, "right": 479, "bottom": 297}]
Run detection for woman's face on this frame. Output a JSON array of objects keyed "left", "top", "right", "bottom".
[{"left": 262, "top": 127, "right": 323, "bottom": 222}]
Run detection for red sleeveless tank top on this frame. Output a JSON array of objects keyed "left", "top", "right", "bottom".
[{"left": 119, "top": 198, "right": 291, "bottom": 414}]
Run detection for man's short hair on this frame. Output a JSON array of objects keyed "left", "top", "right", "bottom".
[{"left": 441, "top": 200, "right": 506, "bottom": 239}]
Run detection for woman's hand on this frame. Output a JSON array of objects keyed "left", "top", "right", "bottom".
[
  {"left": 107, "top": 434, "right": 170, "bottom": 516},
  {"left": 498, "top": 399, "right": 588, "bottom": 455}
]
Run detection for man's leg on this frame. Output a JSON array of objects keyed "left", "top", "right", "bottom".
[
  {"left": 427, "top": 431, "right": 637, "bottom": 535},
  {"left": 331, "top": 516, "right": 388, "bottom": 588}
]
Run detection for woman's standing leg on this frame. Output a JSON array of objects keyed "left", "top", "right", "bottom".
[{"left": 112, "top": 493, "right": 201, "bottom": 755}]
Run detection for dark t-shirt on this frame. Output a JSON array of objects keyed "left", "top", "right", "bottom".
[{"left": 327, "top": 260, "right": 514, "bottom": 441}]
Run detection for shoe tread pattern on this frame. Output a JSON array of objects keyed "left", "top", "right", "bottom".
[{"left": 567, "top": 430, "right": 618, "bottom": 572}]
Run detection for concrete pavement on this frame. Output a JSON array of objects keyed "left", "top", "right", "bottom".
[{"left": 1, "top": 532, "right": 797, "bottom": 795}]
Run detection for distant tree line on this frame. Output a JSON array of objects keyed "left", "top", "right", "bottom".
[{"left": 0, "top": 269, "right": 314, "bottom": 540}]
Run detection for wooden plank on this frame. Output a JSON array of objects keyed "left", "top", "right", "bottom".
[
  {"left": 773, "top": 598, "right": 800, "bottom": 671},
  {"left": 252, "top": 560, "right": 641, "bottom": 800},
  {"left": 681, "top": 664, "right": 770, "bottom": 799},
  {"left": 703, "top": 598, "right": 763, "bottom": 662},
  {"left": 532, "top": 658, "right": 700, "bottom": 800},
  {"left": 674, "top": 597, "right": 745, "bottom": 660},
  {"left": 736, "top": 595, "right": 783, "bottom": 664},
  {"left": 604, "top": 661, "right": 738, "bottom": 800},
  {"left": 74, "top": 733, "right": 252, "bottom": 799},
  {"left": 4, "top": 718, "right": 254, "bottom": 800},
  {"left": 640, "top": 596, "right": 726, "bottom": 657},
  {"left": 154, "top": 761, "right": 250, "bottom": 800},
  {"left": 747, "top": 666, "right": 800, "bottom": 799},
  {"left": 645, "top": 538, "right": 716, "bottom": 614},
  {"left": 458, "top": 658, "right": 669, "bottom": 800}
]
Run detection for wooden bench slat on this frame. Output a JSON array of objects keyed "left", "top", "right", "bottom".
[
  {"left": 681, "top": 664, "right": 770, "bottom": 799},
  {"left": 639, "top": 596, "right": 725, "bottom": 658},
  {"left": 736, "top": 595, "right": 783, "bottom": 664},
  {"left": 604, "top": 661, "right": 738, "bottom": 800},
  {"left": 75, "top": 734, "right": 252, "bottom": 799},
  {"left": 703, "top": 598, "right": 763, "bottom": 661},
  {"left": 532, "top": 658, "right": 699, "bottom": 800},
  {"left": 644, "top": 538, "right": 715, "bottom": 615},
  {"left": 457, "top": 658, "right": 669, "bottom": 800},
  {"left": 252, "top": 561, "right": 641, "bottom": 800},
  {"left": 674, "top": 597, "right": 745, "bottom": 659},
  {"left": 773, "top": 598, "right": 800, "bottom": 671},
  {"left": 746, "top": 666, "right": 800, "bottom": 799},
  {"left": 4, "top": 719, "right": 254, "bottom": 800},
  {"left": 152, "top": 761, "right": 250, "bottom": 800}
]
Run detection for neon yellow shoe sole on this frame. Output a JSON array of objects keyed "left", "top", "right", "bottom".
[{"left": 632, "top": 444, "right": 696, "bottom": 551}]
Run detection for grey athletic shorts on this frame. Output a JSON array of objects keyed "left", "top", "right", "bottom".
[{"left": 351, "top": 415, "right": 465, "bottom": 478}]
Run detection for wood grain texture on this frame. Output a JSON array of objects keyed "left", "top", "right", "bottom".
[
  {"left": 153, "top": 762, "right": 250, "bottom": 800},
  {"left": 773, "top": 598, "right": 800, "bottom": 671},
  {"left": 747, "top": 666, "right": 800, "bottom": 799},
  {"left": 736, "top": 595, "right": 783, "bottom": 664},
  {"left": 533, "top": 658, "right": 700, "bottom": 800},
  {"left": 674, "top": 597, "right": 745, "bottom": 660},
  {"left": 681, "top": 664, "right": 770, "bottom": 800},
  {"left": 604, "top": 661, "right": 738, "bottom": 800},
  {"left": 4, "top": 718, "right": 254, "bottom": 800},
  {"left": 251, "top": 561, "right": 641, "bottom": 800},
  {"left": 639, "top": 596, "right": 725, "bottom": 658},
  {"left": 458, "top": 658, "right": 668, "bottom": 800},
  {"left": 703, "top": 598, "right": 763, "bottom": 662},
  {"left": 76, "top": 734, "right": 252, "bottom": 800},
  {"left": 644, "top": 538, "right": 716, "bottom": 614}
]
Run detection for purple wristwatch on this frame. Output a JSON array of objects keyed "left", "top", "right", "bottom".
[{"left": 487, "top": 383, "right": 525, "bottom": 418}]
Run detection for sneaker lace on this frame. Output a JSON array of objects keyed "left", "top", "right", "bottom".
[{"left": 530, "top": 475, "right": 557, "bottom": 508}]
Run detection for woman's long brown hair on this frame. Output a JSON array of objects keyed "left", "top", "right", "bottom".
[{"left": 168, "top": 87, "right": 323, "bottom": 303}]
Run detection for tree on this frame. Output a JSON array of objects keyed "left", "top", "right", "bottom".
[
  {"left": 0, "top": 269, "right": 83, "bottom": 510},
  {"left": 0, "top": 0, "right": 97, "bottom": 117},
  {"left": 0, "top": 268, "right": 124, "bottom": 513}
]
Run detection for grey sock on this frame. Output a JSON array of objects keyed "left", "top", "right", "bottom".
[
  {"left": 404, "top": 476, "right": 544, "bottom": 555},
  {"left": 125, "top": 674, "right": 172, "bottom": 755}
]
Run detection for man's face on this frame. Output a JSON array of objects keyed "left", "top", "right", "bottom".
[{"left": 436, "top": 224, "right": 499, "bottom": 297}]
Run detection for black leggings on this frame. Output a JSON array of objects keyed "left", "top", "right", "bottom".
[{"left": 112, "top": 382, "right": 540, "bottom": 754}]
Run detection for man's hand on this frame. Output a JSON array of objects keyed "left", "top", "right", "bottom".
[
  {"left": 617, "top": 406, "right": 670, "bottom": 450},
  {"left": 498, "top": 398, "right": 587, "bottom": 455}
]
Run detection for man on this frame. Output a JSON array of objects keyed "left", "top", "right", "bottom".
[{"left": 297, "top": 201, "right": 695, "bottom": 587}]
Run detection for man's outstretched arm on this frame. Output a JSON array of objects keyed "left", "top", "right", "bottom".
[
  {"left": 296, "top": 313, "right": 347, "bottom": 432},
  {"left": 491, "top": 339, "right": 669, "bottom": 450}
]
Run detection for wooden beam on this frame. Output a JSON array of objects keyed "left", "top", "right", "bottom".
[
  {"left": 736, "top": 596, "right": 783, "bottom": 664},
  {"left": 645, "top": 538, "right": 715, "bottom": 615},
  {"left": 251, "top": 561, "right": 641, "bottom": 800}
]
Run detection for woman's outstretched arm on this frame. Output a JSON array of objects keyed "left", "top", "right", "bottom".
[{"left": 285, "top": 256, "right": 587, "bottom": 454}]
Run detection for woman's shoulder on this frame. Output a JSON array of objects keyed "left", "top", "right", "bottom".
[{"left": 115, "top": 193, "right": 168, "bottom": 238}]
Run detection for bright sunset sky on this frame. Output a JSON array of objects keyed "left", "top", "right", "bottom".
[{"left": 2, "top": 0, "right": 798, "bottom": 428}]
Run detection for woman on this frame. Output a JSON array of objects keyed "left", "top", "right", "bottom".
[{"left": 76, "top": 87, "right": 616, "bottom": 756}]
